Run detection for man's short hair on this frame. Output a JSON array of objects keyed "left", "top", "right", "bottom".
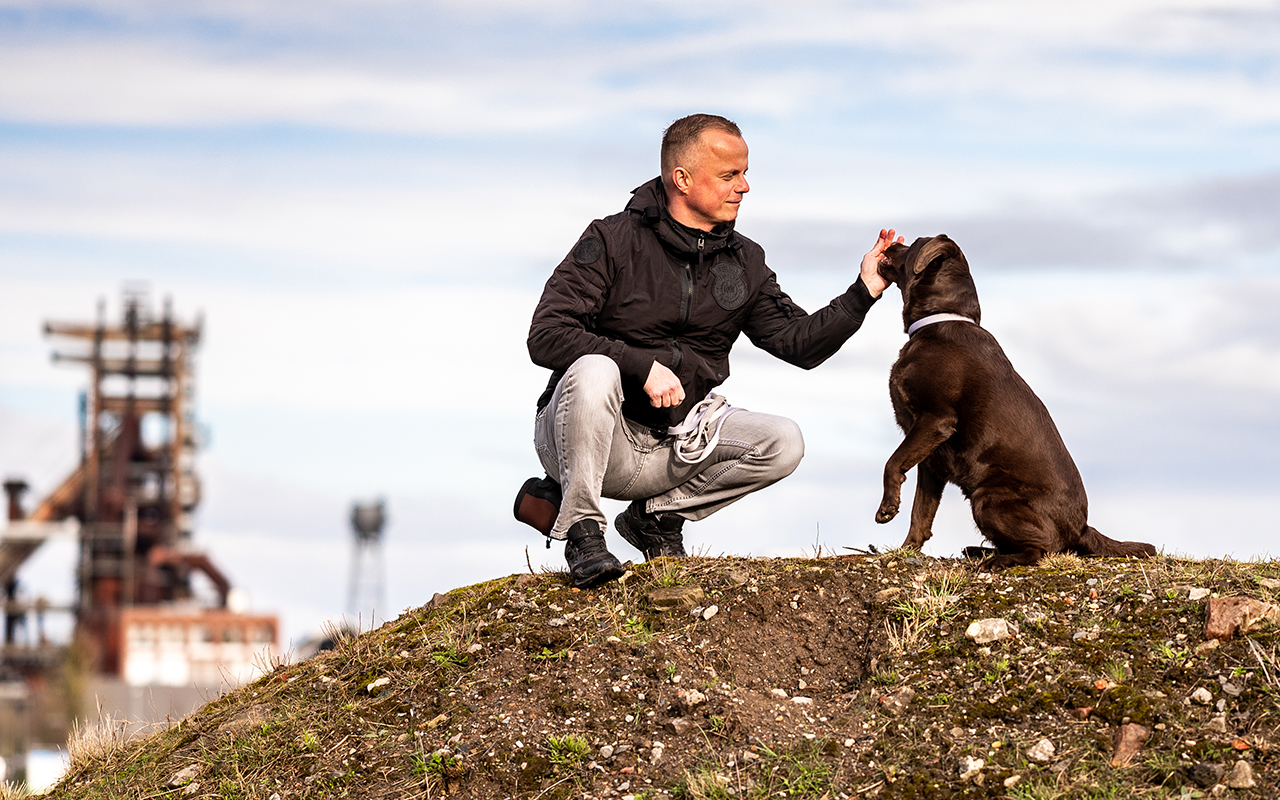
[{"left": 661, "top": 114, "right": 742, "bottom": 180}]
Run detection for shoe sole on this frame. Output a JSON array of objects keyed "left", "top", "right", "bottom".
[{"left": 573, "top": 560, "right": 625, "bottom": 589}]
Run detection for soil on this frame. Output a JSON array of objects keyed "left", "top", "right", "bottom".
[{"left": 47, "top": 551, "right": 1280, "bottom": 799}]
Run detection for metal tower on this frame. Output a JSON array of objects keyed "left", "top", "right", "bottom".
[{"left": 347, "top": 500, "right": 386, "bottom": 623}]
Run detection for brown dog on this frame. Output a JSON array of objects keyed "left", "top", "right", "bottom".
[{"left": 874, "top": 234, "right": 1156, "bottom": 568}]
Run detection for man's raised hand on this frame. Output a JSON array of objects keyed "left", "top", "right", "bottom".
[
  {"left": 645, "top": 361, "right": 686, "bottom": 408},
  {"left": 859, "top": 228, "right": 904, "bottom": 298}
]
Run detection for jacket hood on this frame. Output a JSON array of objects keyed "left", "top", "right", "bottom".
[{"left": 625, "top": 177, "right": 740, "bottom": 259}]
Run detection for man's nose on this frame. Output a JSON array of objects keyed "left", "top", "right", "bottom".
[{"left": 736, "top": 177, "right": 749, "bottom": 194}]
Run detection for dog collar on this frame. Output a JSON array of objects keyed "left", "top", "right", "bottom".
[{"left": 907, "top": 313, "right": 977, "bottom": 336}]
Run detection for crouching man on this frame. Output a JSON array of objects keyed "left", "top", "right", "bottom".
[{"left": 516, "top": 113, "right": 899, "bottom": 588}]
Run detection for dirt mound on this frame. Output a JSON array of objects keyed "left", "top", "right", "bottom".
[{"left": 50, "top": 551, "right": 1280, "bottom": 798}]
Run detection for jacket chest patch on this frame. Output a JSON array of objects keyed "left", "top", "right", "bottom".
[{"left": 711, "top": 263, "right": 748, "bottom": 311}]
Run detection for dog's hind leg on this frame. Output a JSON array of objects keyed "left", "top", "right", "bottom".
[
  {"left": 876, "top": 414, "right": 955, "bottom": 524},
  {"left": 1074, "top": 525, "right": 1157, "bottom": 558},
  {"left": 902, "top": 461, "right": 945, "bottom": 550}
]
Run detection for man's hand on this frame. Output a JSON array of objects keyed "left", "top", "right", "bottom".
[
  {"left": 859, "top": 228, "right": 904, "bottom": 298},
  {"left": 645, "top": 361, "right": 685, "bottom": 408}
]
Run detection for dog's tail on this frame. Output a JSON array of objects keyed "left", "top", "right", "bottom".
[{"left": 1075, "top": 525, "right": 1157, "bottom": 558}]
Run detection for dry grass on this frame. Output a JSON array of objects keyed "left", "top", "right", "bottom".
[{"left": 65, "top": 711, "right": 131, "bottom": 772}]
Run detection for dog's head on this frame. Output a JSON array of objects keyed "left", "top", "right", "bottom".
[{"left": 877, "top": 234, "right": 981, "bottom": 332}]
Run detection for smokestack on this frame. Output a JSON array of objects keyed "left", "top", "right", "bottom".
[{"left": 3, "top": 479, "right": 29, "bottom": 521}]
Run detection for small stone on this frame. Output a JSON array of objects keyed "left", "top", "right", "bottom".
[
  {"left": 742, "top": 750, "right": 759, "bottom": 762},
  {"left": 1258, "top": 578, "right": 1280, "bottom": 591},
  {"left": 792, "top": 696, "right": 814, "bottom": 705},
  {"left": 1026, "top": 739, "right": 1055, "bottom": 763},
  {"left": 183, "top": 784, "right": 200, "bottom": 796},
  {"left": 676, "top": 688, "right": 707, "bottom": 709},
  {"left": 1189, "top": 587, "right": 1212, "bottom": 601},
  {"left": 1070, "top": 707, "right": 1093, "bottom": 720},
  {"left": 1205, "top": 596, "right": 1280, "bottom": 641},
  {"left": 725, "top": 570, "right": 749, "bottom": 586},
  {"left": 1003, "top": 775, "right": 1022, "bottom": 788},
  {"left": 1191, "top": 687, "right": 1214, "bottom": 706},
  {"left": 167, "top": 765, "right": 200, "bottom": 788},
  {"left": 1221, "top": 681, "right": 1242, "bottom": 698},
  {"left": 269, "top": 794, "right": 281, "bottom": 800},
  {"left": 958, "top": 755, "right": 985, "bottom": 780},
  {"left": 466, "top": 643, "right": 483, "bottom": 653},
  {"left": 949, "top": 727, "right": 966, "bottom": 739},
  {"left": 548, "top": 617, "right": 568, "bottom": 627},
  {"left": 966, "top": 618, "right": 1017, "bottom": 644},
  {"left": 1111, "top": 723, "right": 1150, "bottom": 767},
  {"left": 665, "top": 717, "right": 693, "bottom": 736},
  {"left": 1226, "top": 760, "right": 1256, "bottom": 789},
  {"left": 598, "top": 745, "right": 614, "bottom": 759},
  {"left": 878, "top": 687, "right": 916, "bottom": 716},
  {"left": 649, "top": 744, "right": 665, "bottom": 764},
  {"left": 515, "top": 573, "right": 539, "bottom": 587},
  {"left": 874, "top": 587, "right": 904, "bottom": 603},
  {"left": 702, "top": 605, "right": 719, "bottom": 621},
  {"left": 1196, "top": 640, "right": 1220, "bottom": 655},
  {"left": 1188, "top": 762, "right": 1223, "bottom": 788},
  {"left": 646, "top": 585, "right": 706, "bottom": 610},
  {"left": 770, "top": 688, "right": 789, "bottom": 699},
  {"left": 1206, "top": 714, "right": 1228, "bottom": 733}
]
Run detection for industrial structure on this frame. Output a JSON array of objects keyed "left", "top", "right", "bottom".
[
  {"left": 347, "top": 499, "right": 387, "bottom": 622},
  {"left": 0, "top": 291, "right": 278, "bottom": 783}
]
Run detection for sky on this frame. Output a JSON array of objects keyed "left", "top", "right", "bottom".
[{"left": 1, "top": 0, "right": 1278, "bottom": 648}]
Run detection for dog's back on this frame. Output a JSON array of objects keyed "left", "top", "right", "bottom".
[{"left": 875, "top": 235, "right": 1156, "bottom": 567}]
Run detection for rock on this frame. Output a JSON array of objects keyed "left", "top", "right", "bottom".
[
  {"left": 646, "top": 585, "right": 706, "bottom": 610},
  {"left": 792, "top": 696, "right": 814, "bottom": 705},
  {"left": 1206, "top": 714, "right": 1228, "bottom": 733},
  {"left": 769, "top": 688, "right": 789, "bottom": 699},
  {"left": 966, "top": 618, "right": 1017, "bottom": 644},
  {"left": 1191, "top": 687, "right": 1214, "bottom": 706},
  {"left": 1188, "top": 762, "right": 1223, "bottom": 788},
  {"left": 702, "top": 605, "right": 719, "bottom": 621},
  {"left": 167, "top": 765, "right": 200, "bottom": 788},
  {"left": 1003, "top": 775, "right": 1022, "bottom": 788},
  {"left": 1196, "top": 640, "right": 1220, "bottom": 655},
  {"left": 367, "top": 676, "right": 390, "bottom": 693},
  {"left": 548, "top": 617, "right": 568, "bottom": 627},
  {"left": 873, "top": 587, "right": 904, "bottom": 603},
  {"left": 1026, "top": 739, "right": 1055, "bottom": 764},
  {"left": 466, "top": 643, "right": 483, "bottom": 653},
  {"left": 1204, "top": 596, "right": 1280, "bottom": 641},
  {"left": 1226, "top": 760, "right": 1257, "bottom": 789},
  {"left": 675, "top": 688, "right": 707, "bottom": 709},
  {"left": 665, "top": 717, "right": 693, "bottom": 736},
  {"left": 1110, "top": 723, "right": 1150, "bottom": 767},
  {"left": 515, "top": 574, "right": 539, "bottom": 587},
  {"left": 598, "top": 745, "right": 614, "bottom": 759},
  {"left": 1189, "top": 587, "right": 1212, "bottom": 601},
  {"left": 958, "top": 755, "right": 984, "bottom": 781},
  {"left": 649, "top": 743, "right": 665, "bottom": 764},
  {"left": 726, "top": 570, "right": 749, "bottom": 586},
  {"left": 427, "top": 592, "right": 448, "bottom": 609},
  {"left": 878, "top": 687, "right": 916, "bottom": 716},
  {"left": 1258, "top": 578, "right": 1280, "bottom": 591}
]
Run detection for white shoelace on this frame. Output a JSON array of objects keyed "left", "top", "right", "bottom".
[{"left": 667, "top": 393, "right": 741, "bottom": 464}]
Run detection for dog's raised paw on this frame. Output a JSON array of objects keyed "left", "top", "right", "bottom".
[{"left": 875, "top": 503, "right": 899, "bottom": 524}]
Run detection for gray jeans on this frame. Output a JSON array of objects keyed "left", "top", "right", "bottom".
[{"left": 534, "top": 354, "right": 805, "bottom": 539}]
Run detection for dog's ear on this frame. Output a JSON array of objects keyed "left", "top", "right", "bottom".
[{"left": 912, "top": 234, "right": 961, "bottom": 275}]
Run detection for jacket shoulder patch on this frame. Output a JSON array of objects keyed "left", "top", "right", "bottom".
[
  {"left": 711, "top": 262, "right": 749, "bottom": 311},
  {"left": 572, "top": 235, "right": 604, "bottom": 265}
]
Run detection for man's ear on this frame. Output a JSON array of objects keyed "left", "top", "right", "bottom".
[{"left": 670, "top": 166, "right": 692, "bottom": 195}]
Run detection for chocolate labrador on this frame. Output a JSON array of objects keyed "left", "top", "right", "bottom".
[{"left": 874, "top": 234, "right": 1156, "bottom": 568}]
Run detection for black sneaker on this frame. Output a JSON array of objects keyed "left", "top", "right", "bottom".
[
  {"left": 513, "top": 475, "right": 562, "bottom": 537},
  {"left": 564, "top": 519, "right": 625, "bottom": 589},
  {"left": 615, "top": 501, "right": 687, "bottom": 561}
]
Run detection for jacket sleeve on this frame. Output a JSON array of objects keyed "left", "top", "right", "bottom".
[
  {"left": 742, "top": 269, "right": 880, "bottom": 369},
  {"left": 527, "top": 224, "right": 656, "bottom": 386}
]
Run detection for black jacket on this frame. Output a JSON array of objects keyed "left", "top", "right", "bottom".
[{"left": 528, "top": 177, "right": 879, "bottom": 430}]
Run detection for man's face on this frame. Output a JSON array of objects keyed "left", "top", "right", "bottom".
[{"left": 675, "top": 130, "right": 750, "bottom": 230}]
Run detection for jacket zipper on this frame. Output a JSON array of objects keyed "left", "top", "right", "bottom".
[{"left": 672, "top": 236, "right": 702, "bottom": 375}]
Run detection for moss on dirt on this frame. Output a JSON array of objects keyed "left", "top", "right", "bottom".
[{"left": 44, "top": 552, "right": 1280, "bottom": 799}]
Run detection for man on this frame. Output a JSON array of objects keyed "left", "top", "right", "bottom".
[{"left": 516, "top": 113, "right": 899, "bottom": 588}]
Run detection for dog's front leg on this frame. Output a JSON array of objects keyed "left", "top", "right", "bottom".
[
  {"left": 876, "top": 415, "right": 955, "bottom": 525},
  {"left": 902, "top": 461, "right": 945, "bottom": 550}
]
